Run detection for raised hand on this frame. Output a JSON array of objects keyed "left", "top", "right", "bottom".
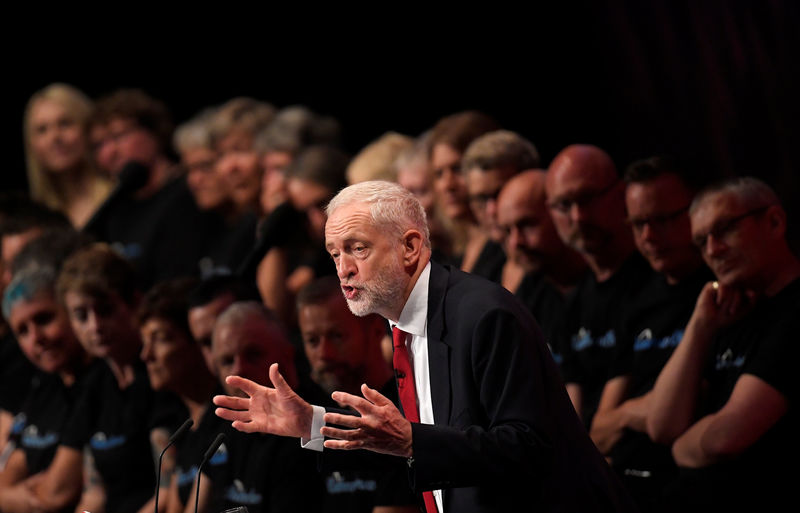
[
  {"left": 692, "top": 281, "right": 756, "bottom": 333},
  {"left": 321, "top": 384, "right": 413, "bottom": 458},
  {"left": 213, "top": 363, "right": 313, "bottom": 439}
]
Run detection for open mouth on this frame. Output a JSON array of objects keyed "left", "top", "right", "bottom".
[{"left": 341, "top": 285, "right": 358, "bottom": 300}]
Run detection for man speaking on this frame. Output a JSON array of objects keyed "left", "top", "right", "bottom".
[{"left": 214, "top": 181, "right": 635, "bottom": 512}]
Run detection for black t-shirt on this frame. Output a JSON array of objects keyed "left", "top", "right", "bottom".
[
  {"left": 514, "top": 272, "right": 568, "bottom": 361},
  {"left": 0, "top": 330, "right": 35, "bottom": 414},
  {"left": 607, "top": 268, "right": 711, "bottom": 509},
  {"left": 198, "top": 211, "right": 258, "bottom": 279},
  {"left": 560, "top": 253, "right": 654, "bottom": 426},
  {"left": 316, "top": 380, "right": 419, "bottom": 513},
  {"left": 88, "top": 175, "right": 208, "bottom": 286},
  {"left": 12, "top": 361, "right": 96, "bottom": 475},
  {"left": 469, "top": 240, "right": 506, "bottom": 283},
  {"left": 174, "top": 399, "right": 230, "bottom": 506},
  {"left": 61, "top": 360, "right": 156, "bottom": 513},
  {"left": 666, "top": 278, "right": 800, "bottom": 512}
]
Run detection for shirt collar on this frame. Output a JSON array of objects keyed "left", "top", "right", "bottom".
[{"left": 391, "top": 261, "right": 430, "bottom": 337}]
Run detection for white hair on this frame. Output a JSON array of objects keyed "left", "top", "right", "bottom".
[
  {"left": 325, "top": 180, "right": 430, "bottom": 248},
  {"left": 690, "top": 176, "right": 781, "bottom": 214}
]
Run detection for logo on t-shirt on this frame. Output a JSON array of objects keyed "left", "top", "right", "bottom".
[
  {"left": 715, "top": 348, "right": 745, "bottom": 370},
  {"left": 224, "top": 479, "right": 263, "bottom": 505},
  {"left": 90, "top": 432, "right": 127, "bottom": 451},
  {"left": 22, "top": 425, "right": 58, "bottom": 449}
]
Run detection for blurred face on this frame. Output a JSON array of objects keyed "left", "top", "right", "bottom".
[
  {"left": 397, "top": 161, "right": 435, "bottom": 216},
  {"left": 288, "top": 178, "right": 333, "bottom": 241},
  {"left": 185, "top": 147, "right": 228, "bottom": 210},
  {"left": 298, "top": 295, "right": 373, "bottom": 395},
  {"left": 188, "top": 294, "right": 235, "bottom": 375},
  {"left": 212, "top": 318, "right": 287, "bottom": 397},
  {"left": 325, "top": 202, "right": 407, "bottom": 318},
  {"left": 63, "top": 291, "right": 138, "bottom": 361},
  {"left": 140, "top": 318, "right": 195, "bottom": 392},
  {"left": 626, "top": 175, "right": 699, "bottom": 277},
  {"left": 467, "top": 168, "right": 514, "bottom": 241},
  {"left": 260, "top": 151, "right": 293, "bottom": 214},
  {"left": 432, "top": 143, "right": 471, "bottom": 221},
  {"left": 9, "top": 293, "right": 82, "bottom": 374},
  {"left": 690, "top": 192, "right": 773, "bottom": 288},
  {"left": 1, "top": 229, "right": 42, "bottom": 292},
  {"left": 28, "top": 98, "right": 87, "bottom": 173},
  {"left": 90, "top": 118, "right": 160, "bottom": 176},
  {"left": 497, "top": 188, "right": 564, "bottom": 273},
  {"left": 215, "top": 151, "right": 262, "bottom": 213},
  {"left": 546, "top": 167, "right": 622, "bottom": 254}
]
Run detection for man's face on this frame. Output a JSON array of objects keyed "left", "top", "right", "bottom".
[
  {"left": 626, "top": 175, "right": 698, "bottom": 277},
  {"left": 690, "top": 192, "right": 772, "bottom": 288},
  {"left": 497, "top": 187, "right": 563, "bottom": 273},
  {"left": 467, "top": 167, "right": 514, "bottom": 242},
  {"left": 397, "top": 161, "right": 435, "bottom": 217},
  {"left": 185, "top": 147, "right": 229, "bottom": 210},
  {"left": 63, "top": 291, "right": 138, "bottom": 361},
  {"left": 431, "top": 143, "right": 470, "bottom": 221},
  {"left": 260, "top": 151, "right": 292, "bottom": 214},
  {"left": 325, "top": 202, "right": 407, "bottom": 318},
  {"left": 9, "top": 293, "right": 82, "bottom": 374},
  {"left": 188, "top": 294, "right": 235, "bottom": 375},
  {"left": 90, "top": 118, "right": 160, "bottom": 177},
  {"left": 545, "top": 165, "right": 622, "bottom": 254},
  {"left": 298, "top": 295, "right": 375, "bottom": 395},
  {"left": 212, "top": 318, "right": 287, "bottom": 397}
]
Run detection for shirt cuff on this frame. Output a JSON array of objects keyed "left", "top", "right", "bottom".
[{"left": 300, "top": 405, "right": 326, "bottom": 451}]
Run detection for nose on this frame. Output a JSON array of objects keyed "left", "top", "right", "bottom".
[
  {"left": 704, "top": 233, "right": 727, "bottom": 257},
  {"left": 336, "top": 253, "right": 357, "bottom": 280},
  {"left": 231, "top": 356, "right": 243, "bottom": 377},
  {"left": 318, "top": 336, "right": 338, "bottom": 362},
  {"left": 507, "top": 226, "right": 521, "bottom": 250},
  {"left": 639, "top": 222, "right": 656, "bottom": 242},
  {"left": 85, "top": 310, "right": 100, "bottom": 335},
  {"left": 140, "top": 340, "right": 153, "bottom": 362},
  {"left": 486, "top": 198, "right": 498, "bottom": 222}
]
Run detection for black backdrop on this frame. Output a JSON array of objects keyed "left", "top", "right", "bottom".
[{"left": 6, "top": 1, "right": 799, "bottom": 233}]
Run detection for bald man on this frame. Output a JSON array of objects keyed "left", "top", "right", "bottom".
[
  {"left": 546, "top": 145, "right": 653, "bottom": 427},
  {"left": 496, "top": 170, "right": 586, "bottom": 356}
]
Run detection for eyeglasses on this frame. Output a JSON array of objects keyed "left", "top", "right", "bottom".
[
  {"left": 469, "top": 188, "right": 502, "bottom": 209},
  {"left": 91, "top": 125, "right": 142, "bottom": 153},
  {"left": 627, "top": 205, "right": 689, "bottom": 232},
  {"left": 692, "top": 205, "right": 771, "bottom": 249},
  {"left": 547, "top": 180, "right": 619, "bottom": 214}
]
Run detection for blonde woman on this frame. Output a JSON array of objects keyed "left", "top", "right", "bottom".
[{"left": 24, "top": 83, "right": 111, "bottom": 228}]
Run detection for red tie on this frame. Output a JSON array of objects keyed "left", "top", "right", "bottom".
[{"left": 392, "top": 326, "right": 438, "bottom": 513}]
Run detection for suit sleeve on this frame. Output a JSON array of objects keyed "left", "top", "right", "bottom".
[{"left": 409, "top": 307, "right": 559, "bottom": 492}]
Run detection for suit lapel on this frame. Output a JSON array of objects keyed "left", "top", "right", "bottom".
[{"left": 427, "top": 261, "right": 452, "bottom": 426}]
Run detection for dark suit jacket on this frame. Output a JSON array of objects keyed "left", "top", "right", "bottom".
[{"left": 408, "top": 262, "right": 637, "bottom": 512}]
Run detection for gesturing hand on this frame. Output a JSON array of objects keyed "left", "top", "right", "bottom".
[
  {"left": 321, "top": 384, "right": 413, "bottom": 458},
  {"left": 213, "top": 363, "right": 313, "bottom": 439}
]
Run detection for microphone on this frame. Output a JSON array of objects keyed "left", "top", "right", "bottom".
[
  {"left": 83, "top": 161, "right": 150, "bottom": 236},
  {"left": 154, "top": 418, "right": 193, "bottom": 513},
  {"left": 195, "top": 433, "right": 225, "bottom": 513}
]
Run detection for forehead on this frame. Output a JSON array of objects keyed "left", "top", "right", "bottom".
[
  {"left": 30, "top": 98, "right": 67, "bottom": 121},
  {"left": 431, "top": 143, "right": 460, "bottom": 169},
  {"left": 215, "top": 318, "right": 273, "bottom": 352},
  {"left": 325, "top": 203, "right": 380, "bottom": 244},
  {"left": 626, "top": 175, "right": 692, "bottom": 213},
  {"left": 546, "top": 161, "right": 614, "bottom": 197},
  {"left": 10, "top": 293, "right": 58, "bottom": 323},
  {"left": 466, "top": 168, "right": 511, "bottom": 194},
  {"left": 299, "top": 296, "right": 355, "bottom": 330},
  {"left": 288, "top": 178, "right": 331, "bottom": 210}
]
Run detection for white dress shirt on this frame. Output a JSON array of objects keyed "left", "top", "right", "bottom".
[{"left": 303, "top": 261, "right": 442, "bottom": 512}]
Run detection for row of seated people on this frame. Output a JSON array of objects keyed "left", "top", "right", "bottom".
[{"left": 0, "top": 82, "right": 796, "bottom": 512}]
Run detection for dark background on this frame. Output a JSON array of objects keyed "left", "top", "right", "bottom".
[{"left": 6, "top": 1, "right": 799, "bottom": 229}]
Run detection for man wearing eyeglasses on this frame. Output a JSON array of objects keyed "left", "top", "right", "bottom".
[
  {"left": 545, "top": 145, "right": 653, "bottom": 427},
  {"left": 589, "top": 156, "right": 712, "bottom": 511},
  {"left": 646, "top": 177, "right": 800, "bottom": 512}
]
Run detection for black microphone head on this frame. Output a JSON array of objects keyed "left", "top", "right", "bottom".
[
  {"left": 116, "top": 161, "right": 150, "bottom": 192},
  {"left": 203, "top": 433, "right": 226, "bottom": 463},
  {"left": 168, "top": 418, "right": 194, "bottom": 444}
]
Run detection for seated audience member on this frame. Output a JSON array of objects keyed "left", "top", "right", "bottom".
[
  {"left": 186, "top": 275, "right": 258, "bottom": 375},
  {"left": 346, "top": 132, "right": 413, "bottom": 185},
  {"left": 252, "top": 145, "right": 346, "bottom": 325},
  {"left": 0, "top": 266, "right": 93, "bottom": 513},
  {"left": 84, "top": 89, "right": 207, "bottom": 285},
  {"left": 646, "top": 177, "right": 800, "bottom": 512},
  {"left": 461, "top": 130, "right": 541, "bottom": 282},
  {"left": 210, "top": 97, "right": 276, "bottom": 217},
  {"left": 546, "top": 144, "right": 653, "bottom": 425},
  {"left": 23, "top": 84, "right": 111, "bottom": 228},
  {"left": 427, "top": 111, "right": 500, "bottom": 273},
  {"left": 253, "top": 105, "right": 341, "bottom": 216},
  {"left": 176, "top": 108, "right": 257, "bottom": 278},
  {"left": 495, "top": 170, "right": 586, "bottom": 353},
  {"left": 47, "top": 244, "right": 170, "bottom": 513},
  {"left": 296, "top": 276, "right": 419, "bottom": 513},
  {"left": 208, "top": 302, "right": 323, "bottom": 513},
  {"left": 589, "top": 157, "right": 710, "bottom": 511},
  {"left": 138, "top": 279, "right": 222, "bottom": 513}
]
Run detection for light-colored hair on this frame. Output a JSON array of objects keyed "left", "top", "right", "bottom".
[
  {"left": 3, "top": 265, "right": 57, "bottom": 319},
  {"left": 461, "top": 130, "right": 540, "bottom": 174},
  {"left": 326, "top": 181, "right": 430, "bottom": 248},
  {"left": 346, "top": 132, "right": 414, "bottom": 185},
  {"left": 209, "top": 97, "right": 276, "bottom": 147},
  {"left": 213, "top": 301, "right": 289, "bottom": 348},
  {"left": 23, "top": 83, "right": 107, "bottom": 213},
  {"left": 690, "top": 176, "right": 781, "bottom": 215},
  {"left": 173, "top": 107, "right": 217, "bottom": 153}
]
